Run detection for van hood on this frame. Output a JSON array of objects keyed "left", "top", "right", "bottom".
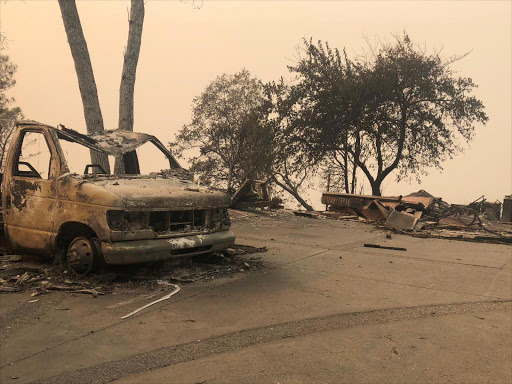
[{"left": 66, "top": 175, "right": 231, "bottom": 209}]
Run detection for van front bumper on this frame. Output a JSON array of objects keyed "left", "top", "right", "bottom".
[{"left": 101, "top": 230, "right": 235, "bottom": 264}]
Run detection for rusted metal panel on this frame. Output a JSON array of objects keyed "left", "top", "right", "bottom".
[
  {"left": 502, "top": 196, "right": 512, "bottom": 223},
  {"left": 321, "top": 193, "right": 368, "bottom": 211},
  {"left": 101, "top": 230, "right": 235, "bottom": 264},
  {"left": 401, "top": 195, "right": 435, "bottom": 208},
  {"left": 3, "top": 126, "right": 60, "bottom": 255},
  {"left": 322, "top": 192, "right": 434, "bottom": 211},
  {"left": 56, "top": 124, "right": 181, "bottom": 168},
  {"left": 385, "top": 210, "right": 421, "bottom": 231},
  {"left": 360, "top": 205, "right": 386, "bottom": 221}
]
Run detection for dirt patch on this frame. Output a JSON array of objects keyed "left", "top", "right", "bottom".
[{"left": 0, "top": 245, "right": 267, "bottom": 297}]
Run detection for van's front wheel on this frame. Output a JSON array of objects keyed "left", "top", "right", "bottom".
[{"left": 66, "top": 236, "right": 101, "bottom": 275}]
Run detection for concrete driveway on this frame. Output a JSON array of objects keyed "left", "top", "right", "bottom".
[{"left": 0, "top": 211, "right": 510, "bottom": 384}]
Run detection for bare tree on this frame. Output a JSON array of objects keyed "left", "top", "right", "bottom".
[
  {"left": 115, "top": 0, "right": 145, "bottom": 174},
  {"left": 119, "top": 0, "right": 144, "bottom": 132},
  {"left": 58, "top": 0, "right": 110, "bottom": 173},
  {"left": 59, "top": 0, "right": 146, "bottom": 175}
]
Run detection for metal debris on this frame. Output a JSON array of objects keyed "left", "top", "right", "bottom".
[
  {"left": 364, "top": 244, "right": 407, "bottom": 251},
  {"left": 320, "top": 190, "right": 512, "bottom": 243},
  {"left": 385, "top": 209, "right": 421, "bottom": 231},
  {"left": 0, "top": 255, "right": 23, "bottom": 262},
  {"left": 0, "top": 286, "right": 18, "bottom": 292},
  {"left": 16, "top": 272, "right": 31, "bottom": 285},
  {"left": 293, "top": 211, "right": 315, "bottom": 218},
  {"left": 502, "top": 195, "right": 512, "bottom": 222},
  {"left": 322, "top": 191, "right": 434, "bottom": 212},
  {"left": 231, "top": 179, "right": 282, "bottom": 210}
]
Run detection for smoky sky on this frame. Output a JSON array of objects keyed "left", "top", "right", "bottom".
[{"left": 2, "top": 0, "right": 510, "bottom": 206}]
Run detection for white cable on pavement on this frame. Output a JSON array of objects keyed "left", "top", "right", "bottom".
[{"left": 121, "top": 284, "right": 181, "bottom": 319}]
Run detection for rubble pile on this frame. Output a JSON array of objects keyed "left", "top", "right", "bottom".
[
  {"left": 153, "top": 168, "right": 194, "bottom": 182},
  {"left": 321, "top": 190, "right": 512, "bottom": 244},
  {"left": 0, "top": 254, "right": 106, "bottom": 297},
  {"left": 231, "top": 180, "right": 283, "bottom": 210},
  {"left": 0, "top": 245, "right": 267, "bottom": 296}
]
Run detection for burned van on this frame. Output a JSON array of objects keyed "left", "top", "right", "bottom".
[{"left": 0, "top": 121, "right": 234, "bottom": 274}]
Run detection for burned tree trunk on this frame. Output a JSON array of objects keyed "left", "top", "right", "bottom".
[
  {"left": 115, "top": 0, "right": 144, "bottom": 175},
  {"left": 370, "top": 180, "right": 382, "bottom": 196},
  {"left": 272, "top": 176, "right": 314, "bottom": 211},
  {"left": 290, "top": 189, "right": 314, "bottom": 211},
  {"left": 226, "top": 165, "right": 234, "bottom": 193},
  {"left": 118, "top": 0, "right": 144, "bottom": 132},
  {"left": 58, "top": 0, "right": 110, "bottom": 174}
]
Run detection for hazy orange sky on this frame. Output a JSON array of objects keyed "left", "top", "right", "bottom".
[{"left": 1, "top": 0, "right": 510, "bottom": 207}]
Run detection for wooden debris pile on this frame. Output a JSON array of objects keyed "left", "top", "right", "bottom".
[{"left": 320, "top": 190, "right": 512, "bottom": 243}]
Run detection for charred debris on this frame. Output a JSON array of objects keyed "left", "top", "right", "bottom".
[
  {"left": 0, "top": 244, "right": 267, "bottom": 299},
  {"left": 315, "top": 190, "right": 512, "bottom": 244},
  {"left": 230, "top": 180, "right": 283, "bottom": 210},
  {"left": 227, "top": 179, "right": 511, "bottom": 245}
]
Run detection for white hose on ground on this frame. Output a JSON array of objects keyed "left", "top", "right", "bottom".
[{"left": 121, "top": 284, "right": 180, "bottom": 319}]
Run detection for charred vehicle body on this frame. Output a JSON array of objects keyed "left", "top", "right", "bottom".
[{"left": 0, "top": 121, "right": 235, "bottom": 274}]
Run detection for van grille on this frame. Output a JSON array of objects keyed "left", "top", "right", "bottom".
[{"left": 149, "top": 208, "right": 229, "bottom": 234}]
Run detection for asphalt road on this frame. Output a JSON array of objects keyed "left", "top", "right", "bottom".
[{"left": 0, "top": 211, "right": 510, "bottom": 384}]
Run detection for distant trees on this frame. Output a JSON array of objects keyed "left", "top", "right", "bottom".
[
  {"left": 171, "top": 69, "right": 316, "bottom": 209},
  {"left": 279, "top": 34, "right": 488, "bottom": 195},
  {"left": 175, "top": 33, "right": 488, "bottom": 209},
  {"left": 0, "top": 54, "right": 23, "bottom": 172},
  {"left": 264, "top": 80, "right": 317, "bottom": 210},
  {"left": 279, "top": 41, "right": 365, "bottom": 194},
  {"left": 171, "top": 70, "right": 272, "bottom": 192}
]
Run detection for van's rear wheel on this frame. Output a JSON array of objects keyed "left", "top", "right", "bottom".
[{"left": 66, "top": 236, "right": 100, "bottom": 275}]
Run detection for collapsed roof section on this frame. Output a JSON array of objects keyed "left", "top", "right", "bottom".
[{"left": 17, "top": 120, "right": 181, "bottom": 169}]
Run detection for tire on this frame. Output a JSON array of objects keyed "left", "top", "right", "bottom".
[{"left": 66, "top": 236, "right": 102, "bottom": 276}]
